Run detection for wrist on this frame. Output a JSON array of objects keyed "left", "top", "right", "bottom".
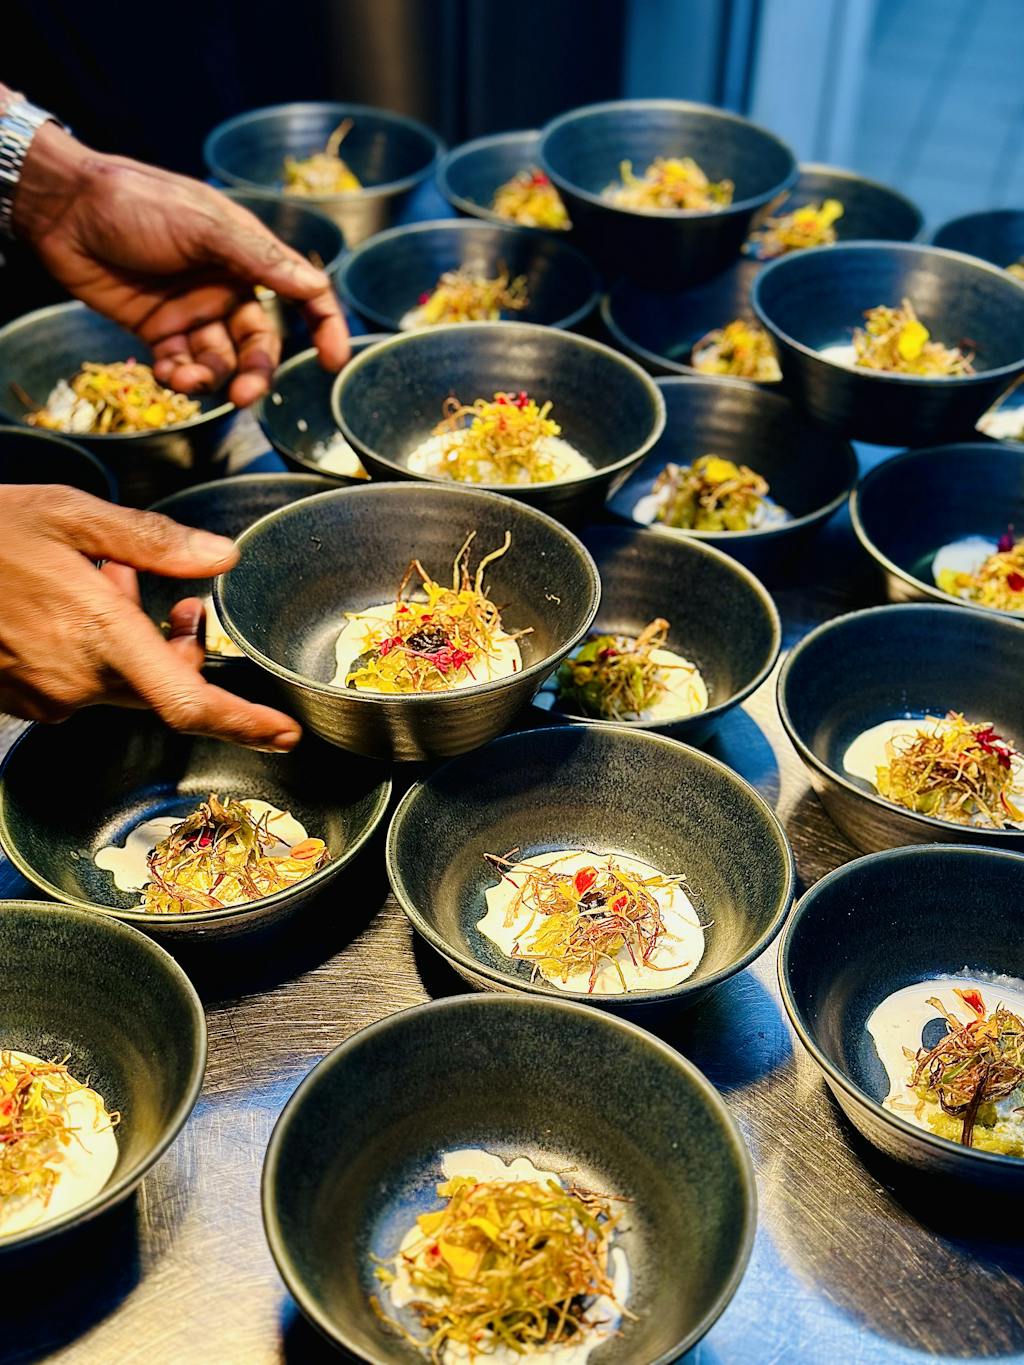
[{"left": 11, "top": 120, "right": 90, "bottom": 242}]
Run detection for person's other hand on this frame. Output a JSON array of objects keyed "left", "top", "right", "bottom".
[
  {"left": 0, "top": 486, "right": 302, "bottom": 749},
  {"left": 11, "top": 120, "right": 349, "bottom": 406}
]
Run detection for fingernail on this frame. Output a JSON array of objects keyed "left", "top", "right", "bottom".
[
  {"left": 248, "top": 731, "right": 299, "bottom": 754},
  {"left": 168, "top": 603, "right": 202, "bottom": 638},
  {"left": 293, "top": 261, "right": 327, "bottom": 291},
  {"left": 187, "top": 530, "right": 236, "bottom": 562}
]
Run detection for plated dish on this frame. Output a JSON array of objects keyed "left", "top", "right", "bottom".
[{"left": 438, "top": 130, "right": 573, "bottom": 232}]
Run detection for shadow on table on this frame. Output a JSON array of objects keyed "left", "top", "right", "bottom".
[{"left": 704, "top": 705, "right": 781, "bottom": 808}]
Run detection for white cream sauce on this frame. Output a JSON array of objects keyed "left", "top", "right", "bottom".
[
  {"left": 386, "top": 1147, "right": 630, "bottom": 1365},
  {"left": 94, "top": 800, "right": 311, "bottom": 896},
  {"left": 931, "top": 535, "right": 998, "bottom": 587},
  {"left": 536, "top": 643, "right": 708, "bottom": 723},
  {"left": 478, "top": 848, "right": 704, "bottom": 994},
  {"left": 201, "top": 592, "right": 244, "bottom": 658},
  {"left": 330, "top": 603, "right": 522, "bottom": 691},
  {"left": 0, "top": 1051, "right": 118, "bottom": 1237},
  {"left": 977, "top": 403, "right": 1024, "bottom": 442},
  {"left": 817, "top": 342, "right": 858, "bottom": 369},
  {"left": 632, "top": 484, "right": 789, "bottom": 530},
  {"left": 404, "top": 430, "right": 593, "bottom": 487},
  {"left": 309, "top": 432, "right": 368, "bottom": 478}
]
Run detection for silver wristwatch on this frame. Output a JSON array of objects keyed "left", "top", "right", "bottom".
[{"left": 0, "top": 96, "right": 59, "bottom": 237}]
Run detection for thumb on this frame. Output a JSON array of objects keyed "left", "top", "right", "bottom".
[{"left": 45, "top": 490, "right": 238, "bottom": 577}]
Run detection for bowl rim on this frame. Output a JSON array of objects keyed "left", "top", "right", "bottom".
[
  {"left": 202, "top": 100, "right": 446, "bottom": 202},
  {"left": 0, "top": 723, "right": 393, "bottom": 926},
  {"left": 336, "top": 218, "right": 602, "bottom": 333},
  {"left": 778, "top": 842, "right": 1024, "bottom": 1174},
  {"left": 255, "top": 337, "right": 391, "bottom": 472},
  {"left": 330, "top": 321, "right": 667, "bottom": 491},
  {"left": 751, "top": 240, "right": 1024, "bottom": 387},
  {"left": 531, "top": 524, "right": 782, "bottom": 729},
  {"left": 931, "top": 206, "right": 1024, "bottom": 254},
  {"left": 0, "top": 899, "right": 207, "bottom": 1253},
  {"left": 261, "top": 991, "right": 758, "bottom": 1362},
  {"left": 213, "top": 481, "right": 602, "bottom": 703},
  {"left": 217, "top": 186, "right": 348, "bottom": 274},
  {"left": 776, "top": 601, "right": 1024, "bottom": 842},
  {"left": 786, "top": 162, "right": 924, "bottom": 234},
  {"left": 0, "top": 422, "right": 118, "bottom": 500},
  {"left": 848, "top": 441, "right": 1024, "bottom": 620},
  {"left": 0, "top": 301, "right": 235, "bottom": 437},
  {"left": 607, "top": 374, "right": 858, "bottom": 542},
  {"left": 538, "top": 97, "right": 798, "bottom": 221},
  {"left": 146, "top": 468, "right": 341, "bottom": 518},
  {"left": 386, "top": 722, "right": 796, "bottom": 1004},
  {"left": 437, "top": 128, "right": 560, "bottom": 228}
]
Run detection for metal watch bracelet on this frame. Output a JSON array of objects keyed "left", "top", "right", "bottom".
[{"left": 0, "top": 97, "right": 60, "bottom": 237}]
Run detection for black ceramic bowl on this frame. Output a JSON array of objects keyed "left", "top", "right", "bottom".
[
  {"left": 851, "top": 442, "right": 1024, "bottom": 616},
  {"left": 778, "top": 603, "right": 1024, "bottom": 853},
  {"left": 214, "top": 483, "right": 601, "bottom": 761},
  {"left": 203, "top": 101, "right": 445, "bottom": 246},
  {"left": 780, "top": 844, "right": 1024, "bottom": 1187},
  {"left": 532, "top": 526, "right": 780, "bottom": 744},
  {"left": 387, "top": 725, "right": 794, "bottom": 1007},
  {"left": 0, "top": 302, "right": 235, "bottom": 507},
  {"left": 0, "top": 424, "right": 115, "bottom": 499},
  {"left": 337, "top": 219, "right": 600, "bottom": 334},
  {"left": 263, "top": 994, "right": 756, "bottom": 1361},
  {"left": 752, "top": 242, "right": 1024, "bottom": 446},
  {"left": 0, "top": 691, "right": 391, "bottom": 940},
  {"left": 607, "top": 376, "right": 857, "bottom": 577},
  {"left": 603, "top": 164, "right": 923, "bottom": 378},
  {"left": 437, "top": 128, "right": 572, "bottom": 231},
  {"left": 141, "top": 473, "right": 338, "bottom": 665},
  {"left": 0, "top": 901, "right": 206, "bottom": 1251},
  {"left": 331, "top": 322, "right": 665, "bottom": 524},
  {"left": 932, "top": 209, "right": 1024, "bottom": 277},
  {"left": 539, "top": 99, "right": 796, "bottom": 289},
  {"left": 256, "top": 337, "right": 389, "bottom": 482}
]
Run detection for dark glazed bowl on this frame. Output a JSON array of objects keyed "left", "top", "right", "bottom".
[
  {"left": 331, "top": 322, "right": 665, "bottom": 524},
  {"left": 0, "top": 302, "right": 235, "bottom": 507},
  {"left": 778, "top": 603, "right": 1024, "bottom": 853},
  {"left": 931, "top": 209, "right": 1024, "bottom": 275},
  {"left": 256, "top": 337, "right": 389, "bottom": 481},
  {"left": 851, "top": 442, "right": 1024, "bottom": 616},
  {"left": 603, "top": 164, "right": 923, "bottom": 378},
  {"left": 214, "top": 483, "right": 601, "bottom": 761},
  {"left": 203, "top": 101, "right": 445, "bottom": 246},
  {"left": 752, "top": 242, "right": 1024, "bottom": 445},
  {"left": 0, "top": 901, "right": 206, "bottom": 1251},
  {"left": 0, "top": 424, "right": 115, "bottom": 499},
  {"left": 533, "top": 525, "right": 780, "bottom": 744},
  {"left": 387, "top": 725, "right": 794, "bottom": 1007},
  {"left": 337, "top": 219, "right": 600, "bottom": 333},
  {"left": 0, "top": 687, "right": 391, "bottom": 940},
  {"left": 607, "top": 376, "right": 857, "bottom": 577},
  {"left": 438, "top": 128, "right": 570, "bottom": 231},
  {"left": 539, "top": 99, "right": 796, "bottom": 289},
  {"left": 780, "top": 844, "right": 1024, "bottom": 1188},
  {"left": 141, "top": 473, "right": 338, "bottom": 665},
  {"left": 262, "top": 994, "right": 756, "bottom": 1361}
]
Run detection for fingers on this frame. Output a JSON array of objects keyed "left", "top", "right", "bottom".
[
  {"left": 45, "top": 490, "right": 238, "bottom": 577},
  {"left": 304, "top": 294, "right": 350, "bottom": 371},
  {"left": 166, "top": 597, "right": 208, "bottom": 672},
  {"left": 226, "top": 298, "right": 282, "bottom": 406},
  {"left": 100, "top": 560, "right": 141, "bottom": 603}
]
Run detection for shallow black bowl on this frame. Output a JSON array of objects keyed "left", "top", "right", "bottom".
[
  {"left": 0, "top": 687, "right": 391, "bottom": 940},
  {"left": 263, "top": 994, "right": 756, "bottom": 1361},
  {"left": 851, "top": 442, "right": 1024, "bottom": 617},
  {"left": 203, "top": 101, "right": 445, "bottom": 246},
  {"left": 607, "top": 376, "right": 857, "bottom": 577},
  {"left": 778, "top": 603, "right": 1024, "bottom": 853},
  {"left": 214, "top": 483, "right": 601, "bottom": 761},
  {"left": 437, "top": 128, "right": 571, "bottom": 231},
  {"left": 752, "top": 242, "right": 1024, "bottom": 446},
  {"left": 387, "top": 725, "right": 794, "bottom": 1007},
  {"left": 603, "top": 164, "right": 923, "bottom": 377},
  {"left": 931, "top": 209, "right": 1024, "bottom": 276},
  {"left": 533, "top": 526, "right": 780, "bottom": 743},
  {"left": 780, "top": 844, "right": 1024, "bottom": 1187},
  {"left": 539, "top": 99, "right": 796, "bottom": 289},
  {"left": 0, "top": 901, "right": 206, "bottom": 1251},
  {"left": 0, "top": 424, "right": 115, "bottom": 499},
  {"left": 337, "top": 219, "right": 600, "bottom": 333},
  {"left": 141, "top": 473, "right": 338, "bottom": 665},
  {"left": 0, "top": 302, "right": 235, "bottom": 507},
  {"left": 331, "top": 322, "right": 665, "bottom": 523},
  {"left": 256, "top": 337, "right": 388, "bottom": 482}
]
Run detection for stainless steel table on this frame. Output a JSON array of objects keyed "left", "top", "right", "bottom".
[{"left": 4, "top": 433, "right": 1024, "bottom": 1365}]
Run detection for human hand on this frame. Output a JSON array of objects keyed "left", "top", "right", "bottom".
[
  {"left": 0, "top": 485, "right": 302, "bottom": 749},
  {"left": 11, "top": 118, "right": 350, "bottom": 406}
]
